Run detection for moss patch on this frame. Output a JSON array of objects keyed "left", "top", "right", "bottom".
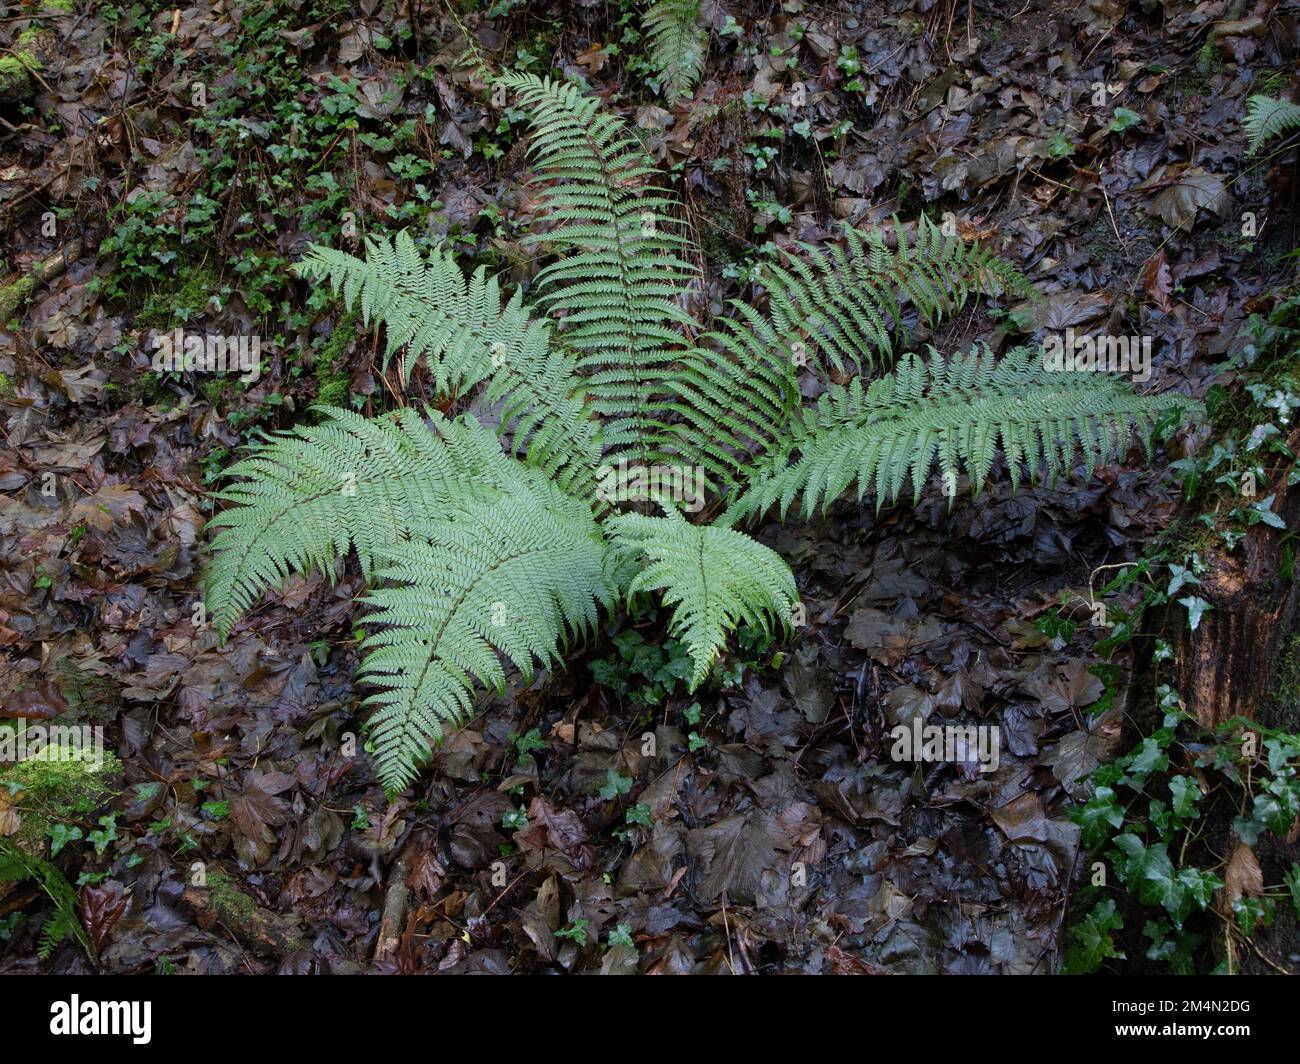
[
  {"left": 314, "top": 310, "right": 357, "bottom": 408},
  {"left": 0, "top": 743, "right": 122, "bottom": 849},
  {"left": 136, "top": 262, "right": 220, "bottom": 329},
  {"left": 204, "top": 868, "right": 261, "bottom": 926},
  {"left": 0, "top": 27, "right": 47, "bottom": 97},
  {"left": 0, "top": 276, "right": 35, "bottom": 324}
]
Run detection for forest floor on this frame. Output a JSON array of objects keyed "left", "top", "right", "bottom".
[{"left": 0, "top": 0, "right": 1297, "bottom": 974}]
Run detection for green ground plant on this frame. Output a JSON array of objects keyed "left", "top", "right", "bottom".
[{"left": 204, "top": 72, "right": 1200, "bottom": 793}]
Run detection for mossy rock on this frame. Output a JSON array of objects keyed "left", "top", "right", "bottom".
[
  {"left": 0, "top": 276, "right": 34, "bottom": 324},
  {"left": 0, "top": 27, "right": 55, "bottom": 103}
]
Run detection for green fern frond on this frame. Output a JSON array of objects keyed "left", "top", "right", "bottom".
[
  {"left": 204, "top": 68, "right": 1209, "bottom": 801},
  {"left": 729, "top": 344, "right": 1200, "bottom": 521},
  {"left": 645, "top": 0, "right": 707, "bottom": 105},
  {"left": 1244, "top": 94, "right": 1300, "bottom": 154},
  {"left": 662, "top": 218, "right": 1029, "bottom": 494},
  {"left": 662, "top": 307, "right": 804, "bottom": 493},
  {"left": 500, "top": 72, "right": 699, "bottom": 456},
  {"left": 764, "top": 216, "right": 1031, "bottom": 377},
  {"left": 0, "top": 839, "right": 91, "bottom": 961},
  {"left": 607, "top": 506, "right": 797, "bottom": 689},
  {"left": 206, "top": 407, "right": 537, "bottom": 637},
  {"left": 360, "top": 491, "right": 613, "bottom": 792},
  {"left": 297, "top": 231, "right": 600, "bottom": 488}
]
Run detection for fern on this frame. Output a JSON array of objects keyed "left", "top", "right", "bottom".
[
  {"left": 206, "top": 71, "right": 1203, "bottom": 794},
  {"left": 1244, "top": 94, "right": 1300, "bottom": 154},
  {"left": 206, "top": 407, "right": 523, "bottom": 637},
  {"left": 499, "top": 72, "right": 698, "bottom": 458},
  {"left": 297, "top": 232, "right": 600, "bottom": 492},
  {"left": 0, "top": 839, "right": 91, "bottom": 961},
  {"left": 762, "top": 216, "right": 1032, "bottom": 377},
  {"left": 728, "top": 344, "right": 1199, "bottom": 521},
  {"left": 644, "top": 0, "right": 707, "bottom": 105},
  {"left": 608, "top": 505, "right": 797, "bottom": 688},
  {"left": 360, "top": 490, "right": 613, "bottom": 791},
  {"left": 662, "top": 303, "right": 804, "bottom": 493},
  {"left": 663, "top": 218, "right": 1030, "bottom": 494}
]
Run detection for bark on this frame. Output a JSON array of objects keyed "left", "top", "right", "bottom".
[
  {"left": 1169, "top": 429, "right": 1300, "bottom": 973},
  {"left": 0, "top": 239, "right": 82, "bottom": 322},
  {"left": 1176, "top": 426, "right": 1300, "bottom": 732}
]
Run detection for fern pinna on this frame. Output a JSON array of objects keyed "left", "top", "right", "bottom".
[
  {"left": 644, "top": 0, "right": 707, "bottom": 105},
  {"left": 205, "top": 72, "right": 1201, "bottom": 793},
  {"left": 1244, "top": 94, "right": 1300, "bottom": 154}
]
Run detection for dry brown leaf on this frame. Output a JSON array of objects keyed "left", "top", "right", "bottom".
[{"left": 1224, "top": 841, "right": 1263, "bottom": 902}]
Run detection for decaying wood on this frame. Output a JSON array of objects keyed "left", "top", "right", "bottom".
[
  {"left": 182, "top": 878, "right": 303, "bottom": 959},
  {"left": 0, "top": 238, "right": 82, "bottom": 322},
  {"left": 1177, "top": 427, "right": 1300, "bottom": 731},
  {"left": 373, "top": 836, "right": 419, "bottom": 962}
]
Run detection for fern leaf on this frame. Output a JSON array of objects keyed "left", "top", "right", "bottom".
[
  {"left": 360, "top": 492, "right": 613, "bottom": 792},
  {"left": 662, "top": 307, "right": 804, "bottom": 494},
  {"left": 206, "top": 408, "right": 537, "bottom": 637},
  {"left": 1244, "top": 94, "right": 1300, "bottom": 154},
  {"left": 663, "top": 218, "right": 1029, "bottom": 494},
  {"left": 729, "top": 344, "right": 1201, "bottom": 521},
  {"left": 500, "top": 72, "right": 699, "bottom": 457},
  {"left": 645, "top": 0, "right": 707, "bottom": 105},
  {"left": 607, "top": 506, "right": 797, "bottom": 689},
  {"left": 297, "top": 232, "right": 601, "bottom": 488},
  {"left": 0, "top": 839, "right": 91, "bottom": 961},
  {"left": 765, "top": 216, "right": 1031, "bottom": 377}
]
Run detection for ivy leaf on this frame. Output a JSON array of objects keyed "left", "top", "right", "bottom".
[
  {"left": 555, "top": 918, "right": 589, "bottom": 946},
  {"left": 1063, "top": 899, "right": 1125, "bottom": 974},
  {"left": 1247, "top": 495, "right": 1286, "bottom": 529},
  {"left": 599, "top": 768, "right": 633, "bottom": 801},
  {"left": 47, "top": 823, "right": 82, "bottom": 858},
  {"left": 1168, "top": 775, "right": 1201, "bottom": 821},
  {"left": 1071, "top": 785, "right": 1126, "bottom": 848},
  {"left": 1124, "top": 737, "right": 1170, "bottom": 783},
  {"left": 1178, "top": 595, "right": 1211, "bottom": 631},
  {"left": 1110, "top": 107, "right": 1141, "bottom": 132},
  {"left": 1142, "top": 918, "right": 1199, "bottom": 975},
  {"left": 1167, "top": 563, "right": 1200, "bottom": 596},
  {"left": 1231, "top": 895, "right": 1274, "bottom": 936},
  {"left": 1284, "top": 864, "right": 1300, "bottom": 919}
]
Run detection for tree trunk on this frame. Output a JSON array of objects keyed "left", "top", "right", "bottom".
[{"left": 1176, "top": 426, "right": 1300, "bottom": 732}]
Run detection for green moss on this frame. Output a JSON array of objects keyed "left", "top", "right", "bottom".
[
  {"left": 314, "top": 311, "right": 357, "bottom": 408},
  {"left": 1271, "top": 635, "right": 1300, "bottom": 717},
  {"left": 0, "top": 276, "right": 34, "bottom": 323},
  {"left": 0, "top": 372, "right": 13, "bottom": 398},
  {"left": 136, "top": 262, "right": 219, "bottom": 328},
  {"left": 0, "top": 28, "right": 45, "bottom": 88},
  {"left": 0, "top": 743, "right": 122, "bottom": 849},
  {"left": 204, "top": 868, "right": 259, "bottom": 925}
]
